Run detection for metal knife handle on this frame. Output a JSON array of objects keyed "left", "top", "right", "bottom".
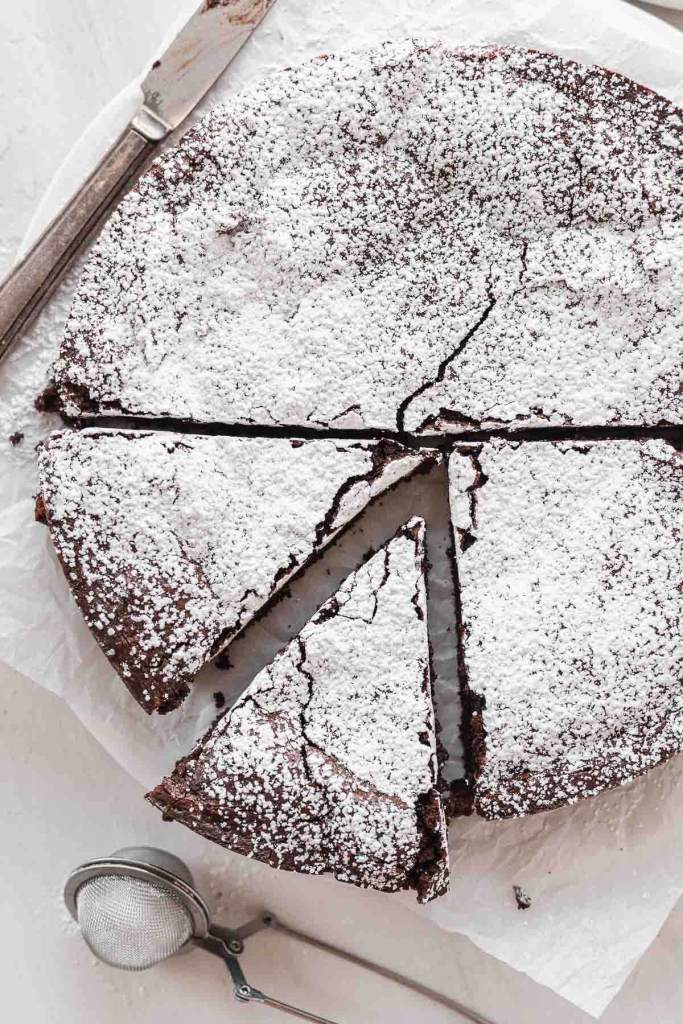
[{"left": 0, "top": 125, "right": 156, "bottom": 362}]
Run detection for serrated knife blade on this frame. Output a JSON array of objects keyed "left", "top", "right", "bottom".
[
  {"left": 134, "top": 0, "right": 277, "bottom": 140},
  {"left": 0, "top": 0, "right": 278, "bottom": 361}
]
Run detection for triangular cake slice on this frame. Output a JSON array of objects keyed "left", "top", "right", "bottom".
[
  {"left": 448, "top": 438, "right": 682, "bottom": 819},
  {"left": 147, "top": 518, "right": 450, "bottom": 903},
  {"left": 37, "top": 429, "right": 437, "bottom": 714}
]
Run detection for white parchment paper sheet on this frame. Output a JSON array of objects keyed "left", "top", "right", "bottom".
[{"left": 1, "top": 0, "right": 682, "bottom": 1016}]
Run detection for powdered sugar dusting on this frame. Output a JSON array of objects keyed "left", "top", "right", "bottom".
[
  {"left": 449, "top": 439, "right": 683, "bottom": 818},
  {"left": 55, "top": 42, "right": 681, "bottom": 432},
  {"left": 147, "top": 518, "right": 449, "bottom": 903},
  {"left": 38, "top": 428, "right": 435, "bottom": 713}
]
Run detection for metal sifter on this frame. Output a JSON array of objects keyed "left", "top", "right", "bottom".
[{"left": 64, "top": 846, "right": 495, "bottom": 1023}]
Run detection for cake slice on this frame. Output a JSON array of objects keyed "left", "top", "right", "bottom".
[
  {"left": 54, "top": 43, "right": 681, "bottom": 433},
  {"left": 147, "top": 518, "right": 450, "bottom": 903},
  {"left": 37, "top": 429, "right": 437, "bottom": 714},
  {"left": 448, "top": 439, "right": 682, "bottom": 819}
]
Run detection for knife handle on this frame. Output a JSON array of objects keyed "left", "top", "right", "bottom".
[{"left": 0, "top": 125, "right": 156, "bottom": 362}]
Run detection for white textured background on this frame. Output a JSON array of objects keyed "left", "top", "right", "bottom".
[{"left": 1, "top": 2, "right": 682, "bottom": 1023}]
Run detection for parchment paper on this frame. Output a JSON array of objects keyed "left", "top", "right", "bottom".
[{"left": 1, "top": 0, "right": 682, "bottom": 1016}]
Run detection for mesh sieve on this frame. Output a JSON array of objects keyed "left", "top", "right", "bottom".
[
  {"left": 75, "top": 874, "right": 193, "bottom": 970},
  {"left": 65, "top": 849, "right": 490, "bottom": 1023}
]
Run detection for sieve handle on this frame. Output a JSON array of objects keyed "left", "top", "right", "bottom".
[
  {"left": 197, "top": 934, "right": 342, "bottom": 1024},
  {"left": 266, "top": 917, "right": 496, "bottom": 1024},
  {"left": 255, "top": 994, "right": 340, "bottom": 1024}
]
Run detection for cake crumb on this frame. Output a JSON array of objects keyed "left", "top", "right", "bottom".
[
  {"left": 8, "top": 431, "right": 24, "bottom": 446},
  {"left": 213, "top": 691, "right": 225, "bottom": 710},
  {"left": 34, "top": 494, "right": 47, "bottom": 524},
  {"left": 446, "top": 779, "right": 474, "bottom": 818},
  {"left": 34, "top": 381, "right": 61, "bottom": 413},
  {"left": 513, "top": 885, "right": 532, "bottom": 910}
]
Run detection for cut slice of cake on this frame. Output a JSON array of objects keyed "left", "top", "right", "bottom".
[
  {"left": 37, "top": 429, "right": 437, "bottom": 714},
  {"left": 448, "top": 439, "right": 682, "bottom": 819},
  {"left": 54, "top": 43, "right": 681, "bottom": 433},
  {"left": 147, "top": 518, "right": 450, "bottom": 903}
]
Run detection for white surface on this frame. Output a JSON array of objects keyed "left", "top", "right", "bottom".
[{"left": 1, "top": 1, "right": 683, "bottom": 1022}]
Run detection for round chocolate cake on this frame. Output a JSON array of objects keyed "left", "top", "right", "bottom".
[{"left": 35, "top": 43, "right": 682, "bottom": 896}]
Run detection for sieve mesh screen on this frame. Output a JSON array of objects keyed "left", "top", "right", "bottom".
[{"left": 76, "top": 874, "right": 193, "bottom": 970}]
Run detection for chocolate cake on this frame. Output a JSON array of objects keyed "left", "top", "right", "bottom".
[
  {"left": 31, "top": 40, "right": 683, "bottom": 833},
  {"left": 147, "top": 518, "right": 449, "bottom": 902},
  {"left": 37, "top": 429, "right": 437, "bottom": 713},
  {"left": 448, "top": 438, "right": 683, "bottom": 819},
  {"left": 53, "top": 43, "right": 681, "bottom": 434}
]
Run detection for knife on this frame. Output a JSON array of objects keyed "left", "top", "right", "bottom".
[{"left": 0, "top": 0, "right": 277, "bottom": 363}]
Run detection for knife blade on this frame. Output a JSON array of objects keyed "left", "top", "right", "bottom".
[
  {"left": 134, "top": 0, "right": 277, "bottom": 140},
  {"left": 0, "top": 0, "right": 277, "bottom": 362}
]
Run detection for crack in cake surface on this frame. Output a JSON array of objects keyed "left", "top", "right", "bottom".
[{"left": 396, "top": 295, "right": 498, "bottom": 433}]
